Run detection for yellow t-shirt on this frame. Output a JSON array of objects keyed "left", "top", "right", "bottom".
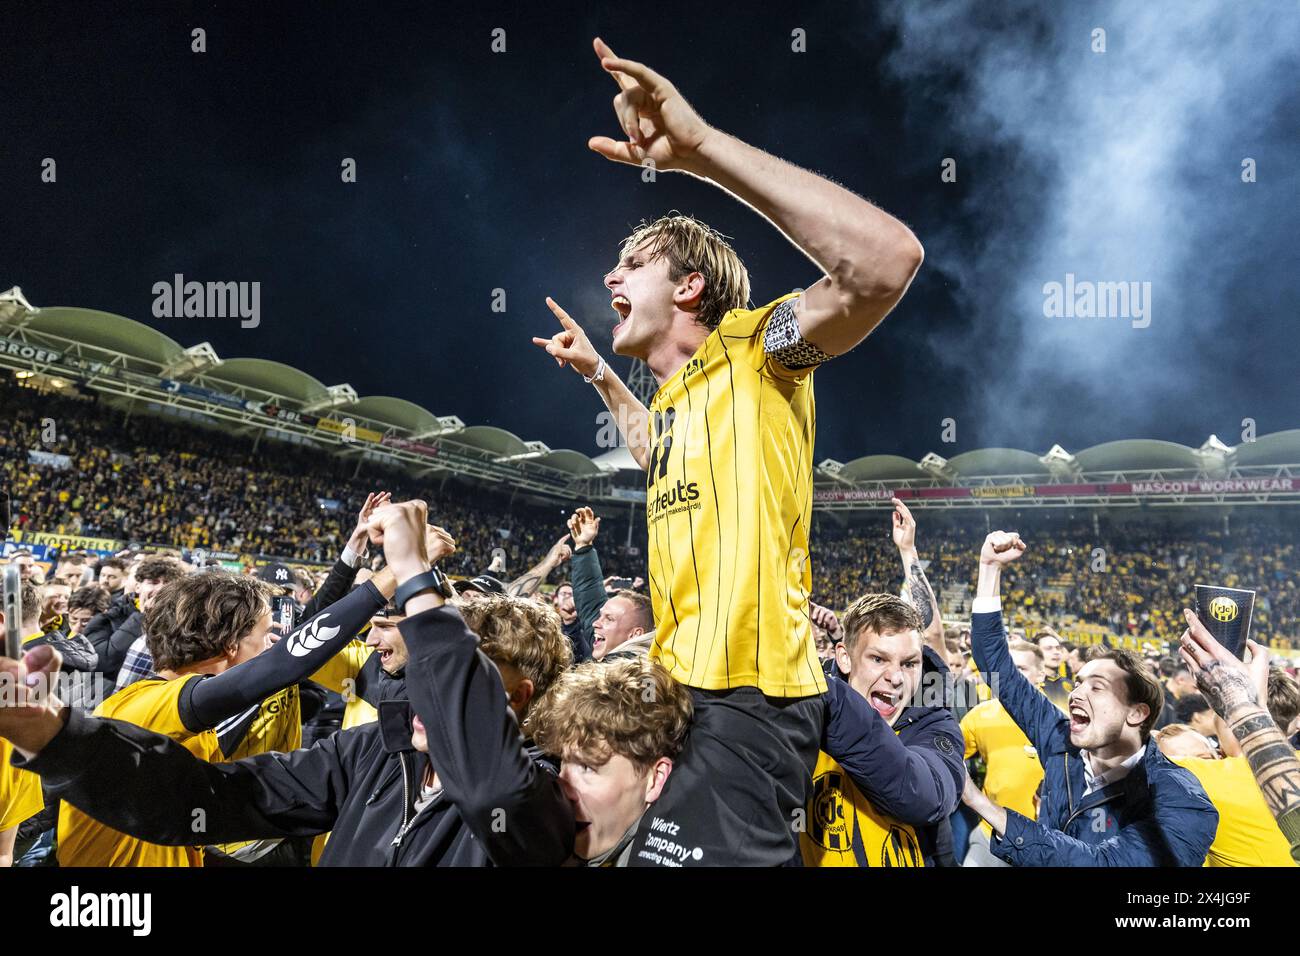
[
  {"left": 58, "top": 675, "right": 221, "bottom": 867},
  {"left": 962, "top": 699, "right": 1044, "bottom": 835},
  {"left": 1172, "top": 755, "right": 1298, "bottom": 867},
  {"left": 310, "top": 640, "right": 379, "bottom": 729},
  {"left": 647, "top": 294, "right": 824, "bottom": 697},
  {"left": 965, "top": 660, "right": 993, "bottom": 702},
  {"left": 801, "top": 750, "right": 925, "bottom": 867},
  {"left": 0, "top": 738, "right": 44, "bottom": 831}
]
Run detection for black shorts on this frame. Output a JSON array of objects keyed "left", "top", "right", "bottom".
[{"left": 626, "top": 686, "right": 824, "bottom": 867}]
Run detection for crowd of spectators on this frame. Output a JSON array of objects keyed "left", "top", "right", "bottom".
[
  {"left": 1, "top": 377, "right": 638, "bottom": 577},
  {"left": 2, "top": 378, "right": 1298, "bottom": 872},
  {"left": 811, "top": 516, "right": 1299, "bottom": 648},
  {"left": 4, "top": 378, "right": 1296, "bottom": 649}
]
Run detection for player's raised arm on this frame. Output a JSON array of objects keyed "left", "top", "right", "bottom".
[
  {"left": 587, "top": 37, "right": 924, "bottom": 358},
  {"left": 531, "top": 296, "right": 651, "bottom": 470}
]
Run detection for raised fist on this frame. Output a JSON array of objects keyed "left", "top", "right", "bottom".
[{"left": 980, "top": 531, "right": 1027, "bottom": 566}]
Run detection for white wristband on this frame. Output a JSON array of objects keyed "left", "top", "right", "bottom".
[{"left": 583, "top": 357, "right": 607, "bottom": 384}]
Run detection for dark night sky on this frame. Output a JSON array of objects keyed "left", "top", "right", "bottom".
[{"left": 3, "top": 0, "right": 1297, "bottom": 463}]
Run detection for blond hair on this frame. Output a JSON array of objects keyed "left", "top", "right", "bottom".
[
  {"left": 460, "top": 595, "right": 573, "bottom": 710},
  {"left": 530, "top": 657, "right": 692, "bottom": 771},
  {"left": 620, "top": 212, "right": 750, "bottom": 331}
]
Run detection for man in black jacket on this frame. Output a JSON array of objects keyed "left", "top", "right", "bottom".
[{"left": 7, "top": 580, "right": 97, "bottom": 676}]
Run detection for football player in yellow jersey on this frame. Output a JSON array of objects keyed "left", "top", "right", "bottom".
[{"left": 532, "top": 38, "right": 922, "bottom": 865}]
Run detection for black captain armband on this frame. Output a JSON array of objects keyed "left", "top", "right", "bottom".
[{"left": 763, "top": 297, "right": 835, "bottom": 369}]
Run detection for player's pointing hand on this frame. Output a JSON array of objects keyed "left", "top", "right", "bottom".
[
  {"left": 532, "top": 297, "right": 602, "bottom": 379},
  {"left": 588, "top": 37, "right": 713, "bottom": 173}
]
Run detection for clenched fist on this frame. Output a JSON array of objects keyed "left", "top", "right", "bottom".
[{"left": 980, "top": 531, "right": 1027, "bottom": 566}]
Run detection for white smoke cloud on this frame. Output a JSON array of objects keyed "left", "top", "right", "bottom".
[{"left": 880, "top": 0, "right": 1300, "bottom": 446}]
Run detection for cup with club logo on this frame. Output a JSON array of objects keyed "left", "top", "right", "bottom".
[{"left": 1193, "top": 584, "right": 1255, "bottom": 660}]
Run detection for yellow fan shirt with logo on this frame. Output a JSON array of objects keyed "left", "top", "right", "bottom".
[{"left": 801, "top": 750, "right": 925, "bottom": 867}]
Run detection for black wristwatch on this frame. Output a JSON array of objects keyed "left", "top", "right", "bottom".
[{"left": 393, "top": 567, "right": 454, "bottom": 613}]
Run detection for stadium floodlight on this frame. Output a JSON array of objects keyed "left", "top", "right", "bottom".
[
  {"left": 495, "top": 439, "right": 551, "bottom": 464},
  {"left": 1039, "top": 443, "right": 1081, "bottom": 479},
  {"left": 410, "top": 415, "right": 465, "bottom": 441},
  {"left": 817, "top": 459, "right": 856, "bottom": 485},
  {"left": 1195, "top": 434, "right": 1236, "bottom": 477},
  {"left": 1198, "top": 434, "right": 1234, "bottom": 457},
  {"left": 0, "top": 286, "right": 38, "bottom": 326},
  {"left": 161, "top": 342, "right": 222, "bottom": 379},
  {"left": 918, "top": 452, "right": 956, "bottom": 481},
  {"left": 301, "top": 383, "right": 359, "bottom": 414}
]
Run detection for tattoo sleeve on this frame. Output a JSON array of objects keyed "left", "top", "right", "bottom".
[
  {"left": 506, "top": 572, "right": 544, "bottom": 598},
  {"left": 1228, "top": 705, "right": 1300, "bottom": 830},
  {"left": 1197, "top": 661, "right": 1259, "bottom": 716},
  {"left": 907, "top": 560, "right": 938, "bottom": 631}
]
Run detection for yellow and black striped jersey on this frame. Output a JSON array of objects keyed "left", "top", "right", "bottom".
[
  {"left": 210, "top": 684, "right": 304, "bottom": 860},
  {"left": 646, "top": 294, "right": 825, "bottom": 698},
  {"left": 801, "top": 751, "right": 925, "bottom": 867},
  {"left": 221, "top": 685, "right": 301, "bottom": 761}
]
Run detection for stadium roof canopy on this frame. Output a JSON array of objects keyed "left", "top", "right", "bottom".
[
  {"left": 1074, "top": 439, "right": 1198, "bottom": 472},
  {"left": 205, "top": 358, "right": 329, "bottom": 404},
  {"left": 19, "top": 307, "right": 185, "bottom": 372},
  {"left": 946, "top": 448, "right": 1050, "bottom": 477},
  {"left": 0, "top": 291, "right": 613, "bottom": 491},
  {"left": 825, "top": 433, "right": 1300, "bottom": 484},
  {"left": 336, "top": 396, "right": 442, "bottom": 435},
  {"left": 4, "top": 291, "right": 1297, "bottom": 500},
  {"left": 1235, "top": 429, "right": 1300, "bottom": 466},
  {"left": 840, "top": 455, "right": 925, "bottom": 481}
]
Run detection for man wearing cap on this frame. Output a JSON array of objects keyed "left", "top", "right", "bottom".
[{"left": 454, "top": 574, "right": 507, "bottom": 601}]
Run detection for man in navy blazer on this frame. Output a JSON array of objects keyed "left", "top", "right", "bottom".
[{"left": 961, "top": 530, "right": 1216, "bottom": 866}]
